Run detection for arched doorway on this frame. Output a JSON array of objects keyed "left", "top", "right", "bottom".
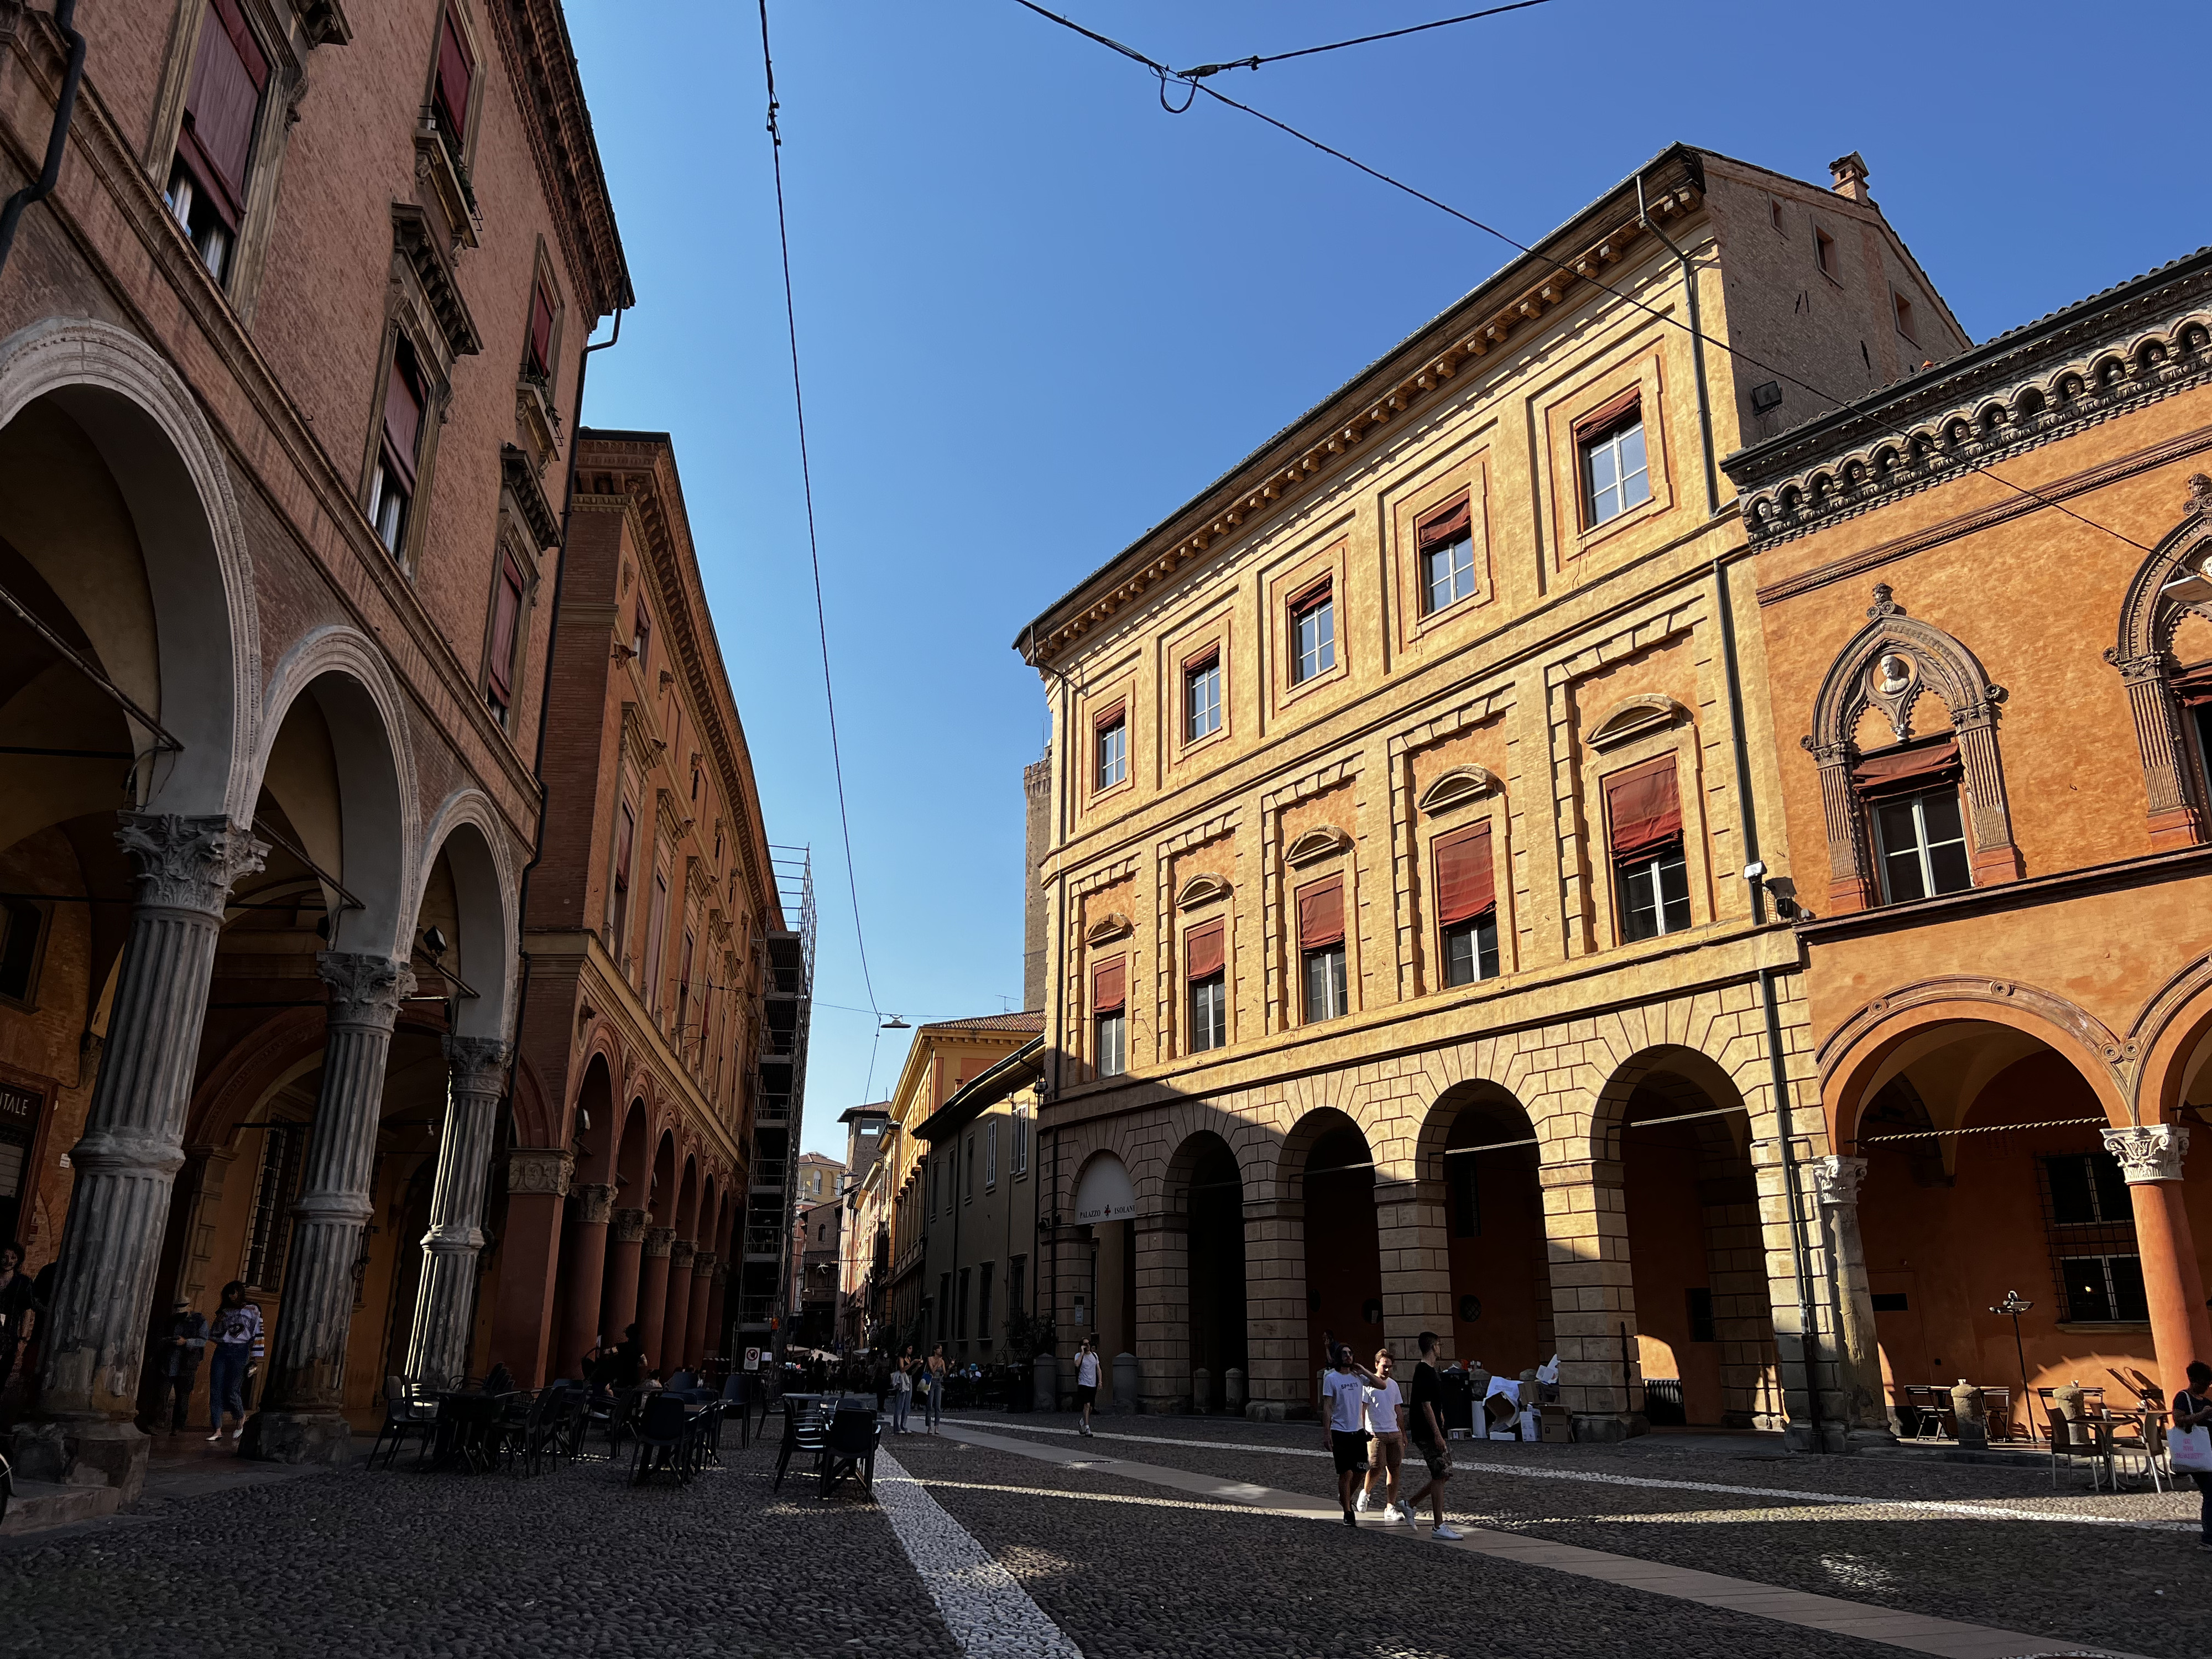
[
  {"left": 1427, "top": 1083, "right": 1550, "bottom": 1380},
  {"left": 1073, "top": 1150, "right": 1136, "bottom": 1402},
  {"left": 1168, "top": 1131, "right": 1245, "bottom": 1410},
  {"left": 1295, "top": 1109, "right": 1381, "bottom": 1383}
]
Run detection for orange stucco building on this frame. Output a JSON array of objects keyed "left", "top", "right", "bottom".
[{"left": 1728, "top": 243, "right": 2212, "bottom": 1433}]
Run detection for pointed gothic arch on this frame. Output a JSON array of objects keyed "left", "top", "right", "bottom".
[{"left": 2109, "top": 474, "right": 2212, "bottom": 847}]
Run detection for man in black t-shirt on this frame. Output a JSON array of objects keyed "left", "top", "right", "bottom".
[{"left": 1402, "top": 1329, "right": 1462, "bottom": 1540}]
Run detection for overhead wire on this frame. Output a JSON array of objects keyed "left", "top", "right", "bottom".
[
  {"left": 756, "top": 1, "right": 884, "bottom": 1045},
  {"left": 1175, "top": 1, "right": 1553, "bottom": 79},
  {"left": 1004, "top": 0, "right": 2162, "bottom": 560}
]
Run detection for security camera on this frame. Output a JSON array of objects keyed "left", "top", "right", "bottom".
[{"left": 1742, "top": 861, "right": 1767, "bottom": 883}]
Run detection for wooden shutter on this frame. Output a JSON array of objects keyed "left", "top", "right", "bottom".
[
  {"left": 1604, "top": 757, "right": 1682, "bottom": 860},
  {"left": 486, "top": 554, "right": 526, "bottom": 702},
  {"left": 382, "top": 345, "right": 425, "bottom": 486},
  {"left": 527, "top": 281, "right": 555, "bottom": 376},
  {"left": 435, "top": 9, "right": 473, "bottom": 139},
  {"left": 1416, "top": 493, "right": 1472, "bottom": 550},
  {"left": 614, "top": 804, "right": 634, "bottom": 884},
  {"left": 180, "top": 0, "right": 267, "bottom": 223},
  {"left": 1849, "top": 738, "right": 1960, "bottom": 798},
  {"left": 1296, "top": 876, "right": 1344, "bottom": 951},
  {"left": 1433, "top": 825, "right": 1495, "bottom": 926},
  {"left": 1184, "top": 919, "right": 1225, "bottom": 981},
  {"left": 1091, "top": 956, "right": 1126, "bottom": 1014}
]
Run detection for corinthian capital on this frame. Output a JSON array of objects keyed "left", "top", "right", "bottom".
[
  {"left": 643, "top": 1225, "right": 675, "bottom": 1259},
  {"left": 442, "top": 1035, "right": 512, "bottom": 1096},
  {"left": 1812, "top": 1155, "right": 1869, "bottom": 1208},
  {"left": 575, "top": 1183, "right": 615, "bottom": 1225},
  {"left": 611, "top": 1206, "right": 648, "bottom": 1244},
  {"left": 2103, "top": 1123, "right": 2189, "bottom": 1183},
  {"left": 116, "top": 812, "right": 268, "bottom": 917},
  {"left": 319, "top": 952, "right": 416, "bottom": 1026}
]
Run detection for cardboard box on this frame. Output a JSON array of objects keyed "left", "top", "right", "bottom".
[{"left": 1540, "top": 1405, "right": 1573, "bottom": 1444}]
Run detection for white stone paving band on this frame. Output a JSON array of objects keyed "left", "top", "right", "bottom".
[{"left": 873, "top": 1448, "right": 1086, "bottom": 1659}]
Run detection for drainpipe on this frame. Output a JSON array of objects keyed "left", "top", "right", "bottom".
[
  {"left": 0, "top": 2, "right": 87, "bottom": 279},
  {"left": 1636, "top": 173, "right": 1719, "bottom": 519}
]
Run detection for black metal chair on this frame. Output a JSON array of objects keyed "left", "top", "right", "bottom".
[
  {"left": 369, "top": 1376, "right": 440, "bottom": 1470},
  {"left": 772, "top": 1397, "right": 828, "bottom": 1491},
  {"left": 666, "top": 1369, "right": 698, "bottom": 1393},
  {"left": 629, "top": 1391, "right": 698, "bottom": 1486},
  {"left": 820, "top": 1406, "right": 879, "bottom": 1500},
  {"left": 719, "top": 1373, "right": 752, "bottom": 1451}
]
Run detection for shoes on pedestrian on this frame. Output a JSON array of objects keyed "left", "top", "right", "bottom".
[
  {"left": 206, "top": 1432, "right": 223, "bottom": 1443},
  {"left": 229, "top": 1425, "right": 244, "bottom": 1441},
  {"left": 1381, "top": 1504, "right": 1402, "bottom": 1525},
  {"left": 1397, "top": 1501, "right": 1417, "bottom": 1527},
  {"left": 1354, "top": 1488, "right": 1370, "bottom": 1512},
  {"left": 1431, "top": 1524, "right": 1464, "bottom": 1541},
  {"left": 1343, "top": 1509, "right": 1358, "bottom": 1527}
]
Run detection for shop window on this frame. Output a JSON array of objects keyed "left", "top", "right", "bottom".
[
  {"left": 1185, "top": 919, "right": 1226, "bottom": 1052},
  {"left": 165, "top": 0, "right": 267, "bottom": 285},
  {"left": 1296, "top": 875, "right": 1347, "bottom": 1022},
  {"left": 1185, "top": 651, "right": 1222, "bottom": 743},
  {"left": 1095, "top": 708, "right": 1128, "bottom": 790},
  {"left": 1290, "top": 579, "right": 1335, "bottom": 684},
  {"left": 1606, "top": 757, "right": 1689, "bottom": 942},
  {"left": 484, "top": 550, "right": 528, "bottom": 722},
  {"left": 1417, "top": 493, "right": 1475, "bottom": 615},
  {"left": 369, "top": 338, "right": 426, "bottom": 555},
  {"left": 1580, "top": 397, "right": 1651, "bottom": 528},
  {"left": 1093, "top": 954, "right": 1126, "bottom": 1077},
  {"left": 0, "top": 897, "right": 48, "bottom": 1009},
  {"left": 1433, "top": 824, "right": 1498, "bottom": 987}
]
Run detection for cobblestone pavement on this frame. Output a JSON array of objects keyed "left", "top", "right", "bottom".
[{"left": 919, "top": 1413, "right": 2212, "bottom": 1658}]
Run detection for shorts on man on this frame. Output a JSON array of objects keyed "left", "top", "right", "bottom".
[
  {"left": 1331, "top": 1428, "right": 1370, "bottom": 1475},
  {"left": 1409, "top": 1432, "right": 1451, "bottom": 1479},
  {"left": 1074, "top": 1383, "right": 1098, "bottom": 1408}
]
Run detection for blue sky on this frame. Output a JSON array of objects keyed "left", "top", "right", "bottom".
[{"left": 564, "top": 1, "right": 2206, "bottom": 1159}]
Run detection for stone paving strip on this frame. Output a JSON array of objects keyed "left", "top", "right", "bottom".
[
  {"left": 933, "top": 1421, "right": 2152, "bottom": 1659},
  {"left": 874, "top": 1447, "right": 1086, "bottom": 1659},
  {"left": 942, "top": 1419, "right": 2194, "bottom": 1533}
]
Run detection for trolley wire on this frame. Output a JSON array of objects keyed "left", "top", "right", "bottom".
[
  {"left": 1175, "top": 1, "right": 1553, "bottom": 80},
  {"left": 1004, "top": 0, "right": 2162, "bottom": 561}
]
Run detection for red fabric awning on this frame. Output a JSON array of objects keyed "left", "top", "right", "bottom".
[
  {"left": 1417, "top": 493, "right": 1472, "bottom": 550},
  {"left": 1605, "top": 757, "right": 1682, "bottom": 859},
  {"left": 436, "top": 10, "right": 473, "bottom": 138},
  {"left": 1091, "top": 957, "right": 1125, "bottom": 1014},
  {"left": 1434, "top": 825, "right": 1496, "bottom": 926},
  {"left": 1297, "top": 877, "right": 1344, "bottom": 951},
  {"left": 1850, "top": 738, "right": 1959, "bottom": 797},
  {"left": 528, "top": 283, "right": 555, "bottom": 376},
  {"left": 1575, "top": 384, "right": 1641, "bottom": 439},
  {"left": 1185, "top": 919, "right": 1225, "bottom": 981}
]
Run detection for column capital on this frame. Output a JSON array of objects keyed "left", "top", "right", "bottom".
[
  {"left": 116, "top": 811, "right": 267, "bottom": 917},
  {"left": 1812, "top": 1155, "right": 1869, "bottom": 1208},
  {"left": 507, "top": 1146, "right": 573, "bottom": 1198},
  {"left": 611, "top": 1207, "right": 648, "bottom": 1244},
  {"left": 575, "top": 1183, "right": 615, "bottom": 1225},
  {"left": 442, "top": 1035, "right": 512, "bottom": 1096},
  {"left": 691, "top": 1249, "right": 718, "bottom": 1275},
  {"left": 317, "top": 952, "right": 415, "bottom": 1027},
  {"left": 643, "top": 1225, "right": 675, "bottom": 1258},
  {"left": 669, "top": 1238, "right": 696, "bottom": 1268},
  {"left": 2104, "top": 1123, "right": 2189, "bottom": 1183}
]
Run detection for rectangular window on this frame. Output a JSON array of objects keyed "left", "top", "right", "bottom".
[
  {"left": 1815, "top": 226, "right": 1837, "bottom": 279},
  {"left": 1686, "top": 1287, "right": 1717, "bottom": 1343},
  {"left": 643, "top": 870, "right": 669, "bottom": 1005},
  {"left": 609, "top": 802, "right": 635, "bottom": 955},
  {"left": 1014, "top": 1105, "right": 1030, "bottom": 1176},
  {"left": 526, "top": 279, "right": 556, "bottom": 379},
  {"left": 964, "top": 1133, "right": 975, "bottom": 1202},
  {"left": 1580, "top": 399, "right": 1651, "bottom": 528},
  {"left": 1093, "top": 956, "right": 1126, "bottom": 1077},
  {"left": 1185, "top": 917, "right": 1226, "bottom": 1052},
  {"left": 0, "top": 896, "right": 49, "bottom": 1009},
  {"left": 2038, "top": 1152, "right": 2145, "bottom": 1322},
  {"left": 675, "top": 928, "right": 695, "bottom": 1040},
  {"left": 938, "top": 1271, "right": 952, "bottom": 1340},
  {"left": 484, "top": 552, "right": 526, "bottom": 719},
  {"left": 1296, "top": 875, "right": 1347, "bottom": 1022},
  {"left": 1095, "top": 709, "right": 1128, "bottom": 790},
  {"left": 1607, "top": 758, "right": 1690, "bottom": 942},
  {"left": 2046, "top": 1152, "right": 2130, "bottom": 1226},
  {"left": 1449, "top": 1151, "right": 1480, "bottom": 1238},
  {"left": 1417, "top": 494, "right": 1475, "bottom": 615},
  {"left": 1185, "top": 652, "right": 1222, "bottom": 743},
  {"left": 986, "top": 1120, "right": 998, "bottom": 1188},
  {"left": 1290, "top": 580, "right": 1335, "bottom": 684},
  {"left": 2057, "top": 1256, "right": 2148, "bottom": 1324},
  {"left": 432, "top": 6, "right": 473, "bottom": 142},
  {"left": 1009, "top": 1255, "right": 1026, "bottom": 1321},
  {"left": 1303, "top": 946, "right": 1348, "bottom": 1021},
  {"left": 1892, "top": 289, "right": 1918, "bottom": 345},
  {"left": 979, "top": 1261, "right": 995, "bottom": 1344},
  {"left": 1872, "top": 786, "right": 1972, "bottom": 904},
  {"left": 957, "top": 1266, "right": 971, "bottom": 1339},
  {"left": 166, "top": 0, "right": 266, "bottom": 284},
  {"left": 1433, "top": 825, "right": 1498, "bottom": 988},
  {"left": 369, "top": 339, "right": 425, "bottom": 555},
  {"left": 632, "top": 600, "right": 651, "bottom": 671},
  {"left": 1443, "top": 916, "right": 1500, "bottom": 987}
]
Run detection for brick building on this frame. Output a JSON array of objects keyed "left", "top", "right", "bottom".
[
  {"left": 1728, "top": 244, "right": 2212, "bottom": 1431},
  {"left": 0, "top": 0, "right": 625, "bottom": 1499},
  {"left": 1014, "top": 146, "right": 1968, "bottom": 1443}
]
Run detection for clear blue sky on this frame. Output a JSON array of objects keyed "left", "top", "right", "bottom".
[{"left": 565, "top": 1, "right": 2206, "bottom": 1159}]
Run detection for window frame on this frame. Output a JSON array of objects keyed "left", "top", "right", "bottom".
[
  {"left": 1617, "top": 843, "right": 1692, "bottom": 943},
  {"left": 1094, "top": 706, "right": 1129, "bottom": 792},
  {"left": 1094, "top": 1009, "right": 1127, "bottom": 1077},
  {"left": 1288, "top": 578, "right": 1336, "bottom": 686},
  {"left": 1302, "top": 944, "right": 1348, "bottom": 1023},
  {"left": 1441, "top": 913, "right": 1500, "bottom": 988},
  {"left": 1416, "top": 496, "right": 1478, "bottom": 618},
  {"left": 1869, "top": 784, "right": 1973, "bottom": 905},
  {"left": 0, "top": 897, "right": 51, "bottom": 1012},
  {"left": 1183, "top": 649, "right": 1223, "bottom": 746},
  {"left": 482, "top": 542, "right": 531, "bottom": 725},
  {"left": 1579, "top": 403, "right": 1652, "bottom": 530},
  {"left": 1814, "top": 223, "right": 1841, "bottom": 284},
  {"left": 1188, "top": 972, "right": 1227, "bottom": 1052}
]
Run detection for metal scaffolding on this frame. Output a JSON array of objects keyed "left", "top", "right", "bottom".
[{"left": 736, "top": 844, "right": 815, "bottom": 1354}]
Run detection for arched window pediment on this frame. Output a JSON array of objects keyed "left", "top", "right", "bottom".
[
  {"left": 2110, "top": 477, "right": 2212, "bottom": 847},
  {"left": 1416, "top": 765, "right": 1499, "bottom": 816},
  {"left": 1284, "top": 825, "right": 1350, "bottom": 867},
  {"left": 1588, "top": 695, "right": 1689, "bottom": 752},
  {"left": 1083, "top": 912, "right": 1133, "bottom": 946},
  {"left": 1175, "top": 873, "right": 1231, "bottom": 910}
]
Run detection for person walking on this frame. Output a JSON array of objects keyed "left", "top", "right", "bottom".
[
  {"left": 0, "top": 1242, "right": 34, "bottom": 1396},
  {"left": 1074, "top": 1337, "right": 1102, "bottom": 1436},
  {"left": 155, "top": 1297, "right": 208, "bottom": 1434},
  {"left": 1359, "top": 1347, "right": 1406, "bottom": 1522},
  {"left": 924, "top": 1342, "right": 948, "bottom": 1433},
  {"left": 1321, "top": 1343, "right": 1370, "bottom": 1526},
  {"left": 205, "top": 1281, "right": 260, "bottom": 1444},
  {"left": 2171, "top": 1360, "right": 2212, "bottom": 1551},
  {"left": 889, "top": 1347, "right": 915, "bottom": 1433},
  {"left": 1401, "top": 1329, "right": 1462, "bottom": 1540}
]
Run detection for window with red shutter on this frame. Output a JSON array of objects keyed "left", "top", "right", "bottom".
[
  {"left": 369, "top": 341, "right": 426, "bottom": 554},
  {"left": 486, "top": 554, "right": 526, "bottom": 715},
  {"left": 434, "top": 9, "right": 473, "bottom": 142},
  {"left": 526, "top": 281, "right": 555, "bottom": 378},
  {"left": 165, "top": 0, "right": 266, "bottom": 283}
]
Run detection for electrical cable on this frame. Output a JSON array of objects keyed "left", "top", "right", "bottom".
[
  {"left": 1004, "top": 0, "right": 2162, "bottom": 561},
  {"left": 758, "top": 1, "right": 882, "bottom": 1025},
  {"left": 1175, "top": 1, "right": 1553, "bottom": 79}
]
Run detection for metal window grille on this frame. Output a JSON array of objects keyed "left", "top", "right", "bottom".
[
  {"left": 241, "top": 1124, "right": 301, "bottom": 1292},
  {"left": 2036, "top": 1151, "right": 2146, "bottom": 1322}
]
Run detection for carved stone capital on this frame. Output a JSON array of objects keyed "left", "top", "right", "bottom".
[
  {"left": 116, "top": 812, "right": 267, "bottom": 917},
  {"left": 611, "top": 1206, "right": 648, "bottom": 1244},
  {"left": 507, "top": 1146, "right": 573, "bottom": 1197},
  {"left": 691, "top": 1250, "right": 718, "bottom": 1276},
  {"left": 643, "top": 1225, "right": 675, "bottom": 1259},
  {"left": 1813, "top": 1155, "right": 1869, "bottom": 1209},
  {"left": 575, "top": 1182, "right": 615, "bottom": 1226},
  {"left": 442, "top": 1035, "right": 511, "bottom": 1097},
  {"left": 2103, "top": 1123, "right": 2188, "bottom": 1183},
  {"left": 668, "top": 1238, "right": 695, "bottom": 1269},
  {"left": 317, "top": 952, "right": 415, "bottom": 1027}
]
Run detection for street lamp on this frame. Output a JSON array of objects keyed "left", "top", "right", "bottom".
[{"left": 1990, "top": 1290, "right": 2034, "bottom": 1442}]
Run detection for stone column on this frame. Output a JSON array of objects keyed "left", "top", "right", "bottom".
[
  {"left": 1240, "top": 1194, "right": 1305, "bottom": 1421},
  {"left": 661, "top": 1238, "right": 696, "bottom": 1372},
  {"left": 14, "top": 815, "right": 264, "bottom": 1501},
  {"left": 1374, "top": 1176, "right": 1452, "bottom": 1366},
  {"left": 401, "top": 1037, "right": 512, "bottom": 1389},
  {"left": 559, "top": 1183, "right": 617, "bottom": 1378},
  {"left": 1133, "top": 1212, "right": 1188, "bottom": 1413},
  {"left": 687, "top": 1251, "right": 718, "bottom": 1368},
  {"left": 1540, "top": 1157, "right": 1645, "bottom": 1442},
  {"left": 487, "top": 1144, "right": 573, "bottom": 1385},
  {"left": 637, "top": 1226, "right": 675, "bottom": 1367},
  {"left": 2106, "top": 1125, "right": 2212, "bottom": 1394},
  {"left": 246, "top": 952, "right": 413, "bottom": 1464},
  {"left": 602, "top": 1207, "right": 648, "bottom": 1340},
  {"left": 1813, "top": 1156, "right": 1894, "bottom": 1447}
]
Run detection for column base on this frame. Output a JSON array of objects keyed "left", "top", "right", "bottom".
[
  {"left": 1571, "top": 1412, "right": 1648, "bottom": 1444},
  {"left": 8, "top": 1419, "right": 150, "bottom": 1506},
  {"left": 241, "top": 1409, "right": 355, "bottom": 1465}
]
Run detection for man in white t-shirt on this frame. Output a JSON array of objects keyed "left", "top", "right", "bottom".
[
  {"left": 1075, "top": 1337, "right": 1102, "bottom": 1436},
  {"left": 1359, "top": 1348, "right": 1407, "bottom": 1522},
  {"left": 1319, "top": 1343, "right": 1370, "bottom": 1526}
]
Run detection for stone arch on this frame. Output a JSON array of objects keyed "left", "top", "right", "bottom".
[
  {"left": 1420, "top": 1079, "right": 1550, "bottom": 1375},
  {"left": 0, "top": 317, "right": 259, "bottom": 821},
  {"left": 2109, "top": 477, "right": 2212, "bottom": 847},
  {"left": 1164, "top": 1128, "right": 1246, "bottom": 1411},
  {"left": 1804, "top": 582, "right": 2018, "bottom": 911},
  {"left": 413, "top": 790, "right": 517, "bottom": 1039},
  {"left": 571, "top": 1052, "right": 618, "bottom": 1185}
]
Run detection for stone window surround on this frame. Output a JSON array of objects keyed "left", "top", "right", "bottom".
[
  {"left": 1584, "top": 709, "right": 1709, "bottom": 951},
  {"left": 1545, "top": 347, "right": 1674, "bottom": 564},
  {"left": 1165, "top": 609, "right": 1233, "bottom": 764},
  {"left": 1415, "top": 776, "right": 1511, "bottom": 998},
  {"left": 1267, "top": 535, "right": 1350, "bottom": 714},
  {"left": 1077, "top": 671, "right": 1138, "bottom": 812},
  {"left": 1389, "top": 450, "right": 1493, "bottom": 651},
  {"left": 2109, "top": 481, "right": 2212, "bottom": 850}
]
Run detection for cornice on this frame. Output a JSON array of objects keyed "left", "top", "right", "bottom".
[
  {"left": 290, "top": 0, "right": 352, "bottom": 46},
  {"left": 500, "top": 442, "right": 561, "bottom": 550},
  {"left": 1729, "top": 249, "right": 2212, "bottom": 547},
  {"left": 392, "top": 203, "right": 483, "bottom": 359},
  {"left": 1018, "top": 161, "right": 1705, "bottom": 667}
]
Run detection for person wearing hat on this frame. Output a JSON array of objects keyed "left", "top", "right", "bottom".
[{"left": 156, "top": 1297, "right": 208, "bottom": 1434}]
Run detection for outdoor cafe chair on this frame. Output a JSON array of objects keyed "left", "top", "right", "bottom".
[
  {"left": 719, "top": 1374, "right": 752, "bottom": 1452},
  {"left": 666, "top": 1369, "right": 698, "bottom": 1393},
  {"left": 773, "top": 1397, "right": 829, "bottom": 1492},
  {"left": 819, "top": 1405, "right": 879, "bottom": 1500},
  {"left": 628, "top": 1392, "right": 697, "bottom": 1487},
  {"left": 371, "top": 1376, "right": 441, "bottom": 1471}
]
